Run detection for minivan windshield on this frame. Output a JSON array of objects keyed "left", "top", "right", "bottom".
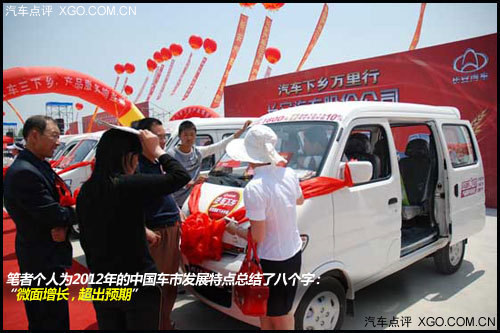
[
  {"left": 57, "top": 139, "right": 98, "bottom": 169},
  {"left": 207, "top": 122, "right": 338, "bottom": 188}
]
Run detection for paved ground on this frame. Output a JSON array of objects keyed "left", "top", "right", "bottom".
[{"left": 72, "top": 209, "right": 497, "bottom": 330}]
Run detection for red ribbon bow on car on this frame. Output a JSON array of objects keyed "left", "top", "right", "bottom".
[{"left": 54, "top": 175, "right": 79, "bottom": 207}]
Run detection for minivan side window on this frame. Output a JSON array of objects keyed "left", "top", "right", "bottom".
[
  {"left": 222, "top": 133, "right": 235, "bottom": 140},
  {"left": 442, "top": 125, "right": 477, "bottom": 168},
  {"left": 197, "top": 134, "right": 215, "bottom": 171},
  {"left": 342, "top": 125, "right": 391, "bottom": 182}
]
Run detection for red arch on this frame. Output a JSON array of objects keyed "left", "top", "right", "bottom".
[
  {"left": 3, "top": 67, "right": 143, "bottom": 125},
  {"left": 170, "top": 105, "right": 220, "bottom": 121}
]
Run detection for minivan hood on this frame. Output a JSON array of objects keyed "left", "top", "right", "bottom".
[{"left": 183, "top": 182, "right": 250, "bottom": 249}]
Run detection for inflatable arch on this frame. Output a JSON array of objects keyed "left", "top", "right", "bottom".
[
  {"left": 170, "top": 105, "right": 220, "bottom": 121},
  {"left": 3, "top": 67, "right": 144, "bottom": 126}
]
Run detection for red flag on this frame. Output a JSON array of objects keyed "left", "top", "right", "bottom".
[
  {"left": 248, "top": 16, "right": 272, "bottom": 81},
  {"left": 210, "top": 14, "right": 248, "bottom": 108},
  {"left": 182, "top": 57, "right": 208, "bottom": 101},
  {"left": 156, "top": 59, "right": 175, "bottom": 101},
  {"left": 409, "top": 3, "right": 427, "bottom": 50},
  {"left": 171, "top": 53, "right": 193, "bottom": 96},
  {"left": 134, "top": 76, "right": 149, "bottom": 103},
  {"left": 146, "top": 64, "right": 164, "bottom": 102},
  {"left": 264, "top": 66, "right": 272, "bottom": 78},
  {"left": 296, "top": 3, "right": 329, "bottom": 72}
]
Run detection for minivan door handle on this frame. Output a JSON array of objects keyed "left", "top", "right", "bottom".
[
  {"left": 388, "top": 197, "right": 398, "bottom": 205},
  {"left": 454, "top": 184, "right": 459, "bottom": 197}
]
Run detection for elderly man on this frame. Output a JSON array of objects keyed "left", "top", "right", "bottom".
[{"left": 4, "top": 115, "right": 77, "bottom": 330}]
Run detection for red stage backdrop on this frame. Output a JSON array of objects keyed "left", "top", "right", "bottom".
[{"left": 224, "top": 33, "right": 497, "bottom": 208}]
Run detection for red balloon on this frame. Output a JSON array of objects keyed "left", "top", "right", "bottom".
[
  {"left": 189, "top": 35, "right": 203, "bottom": 50},
  {"left": 114, "top": 63, "right": 125, "bottom": 75},
  {"left": 153, "top": 51, "right": 163, "bottom": 63},
  {"left": 203, "top": 38, "right": 217, "bottom": 55},
  {"left": 262, "top": 3, "right": 285, "bottom": 11},
  {"left": 265, "top": 47, "right": 281, "bottom": 64},
  {"left": 75, "top": 103, "right": 83, "bottom": 110},
  {"left": 160, "top": 47, "right": 172, "bottom": 61},
  {"left": 124, "top": 85, "right": 134, "bottom": 96},
  {"left": 239, "top": 3, "right": 257, "bottom": 7},
  {"left": 124, "top": 63, "right": 135, "bottom": 74},
  {"left": 170, "top": 43, "right": 183, "bottom": 57},
  {"left": 146, "top": 59, "right": 157, "bottom": 72}
]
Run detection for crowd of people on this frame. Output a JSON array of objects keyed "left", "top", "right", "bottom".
[{"left": 4, "top": 114, "right": 303, "bottom": 330}]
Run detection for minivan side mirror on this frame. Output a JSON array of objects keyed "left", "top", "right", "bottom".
[{"left": 338, "top": 161, "right": 373, "bottom": 184}]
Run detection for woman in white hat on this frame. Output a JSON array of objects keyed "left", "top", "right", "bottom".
[{"left": 225, "top": 124, "right": 304, "bottom": 330}]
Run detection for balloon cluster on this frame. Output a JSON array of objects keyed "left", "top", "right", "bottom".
[{"left": 114, "top": 63, "right": 135, "bottom": 75}]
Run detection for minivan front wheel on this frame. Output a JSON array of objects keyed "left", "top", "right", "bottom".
[
  {"left": 433, "top": 240, "right": 465, "bottom": 274},
  {"left": 295, "top": 277, "right": 346, "bottom": 330}
]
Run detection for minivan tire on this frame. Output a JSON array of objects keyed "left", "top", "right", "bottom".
[
  {"left": 433, "top": 240, "right": 466, "bottom": 274},
  {"left": 295, "top": 277, "right": 346, "bottom": 330}
]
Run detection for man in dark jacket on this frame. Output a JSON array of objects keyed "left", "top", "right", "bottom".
[{"left": 4, "top": 115, "right": 77, "bottom": 330}]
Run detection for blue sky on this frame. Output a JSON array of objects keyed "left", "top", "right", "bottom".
[{"left": 2, "top": 3, "right": 497, "bottom": 129}]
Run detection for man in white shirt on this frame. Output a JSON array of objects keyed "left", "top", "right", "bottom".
[
  {"left": 225, "top": 124, "right": 304, "bottom": 330},
  {"left": 167, "top": 120, "right": 251, "bottom": 207}
]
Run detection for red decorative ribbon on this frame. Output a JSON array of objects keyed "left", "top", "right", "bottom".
[
  {"left": 54, "top": 175, "right": 79, "bottom": 207},
  {"left": 181, "top": 163, "right": 352, "bottom": 264},
  {"left": 56, "top": 160, "right": 95, "bottom": 176},
  {"left": 3, "top": 166, "right": 9, "bottom": 180}
]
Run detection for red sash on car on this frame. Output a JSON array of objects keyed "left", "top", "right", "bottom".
[
  {"left": 181, "top": 163, "right": 353, "bottom": 265},
  {"left": 54, "top": 174, "right": 79, "bottom": 207}
]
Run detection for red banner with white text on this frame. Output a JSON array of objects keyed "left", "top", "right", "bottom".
[
  {"left": 210, "top": 14, "right": 248, "bottom": 108},
  {"left": 248, "top": 16, "right": 272, "bottom": 81},
  {"left": 156, "top": 59, "right": 175, "bottom": 101},
  {"left": 296, "top": 3, "right": 329, "bottom": 72},
  {"left": 182, "top": 57, "right": 208, "bottom": 101},
  {"left": 225, "top": 34, "right": 497, "bottom": 207}
]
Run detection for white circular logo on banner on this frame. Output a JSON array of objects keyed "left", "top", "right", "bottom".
[{"left": 453, "top": 48, "right": 488, "bottom": 73}]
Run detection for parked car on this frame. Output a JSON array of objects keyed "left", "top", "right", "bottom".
[{"left": 180, "top": 101, "right": 486, "bottom": 330}]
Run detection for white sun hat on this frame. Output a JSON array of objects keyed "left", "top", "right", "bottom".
[{"left": 225, "top": 124, "right": 287, "bottom": 165}]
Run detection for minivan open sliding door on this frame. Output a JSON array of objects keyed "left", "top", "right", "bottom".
[{"left": 435, "top": 120, "right": 486, "bottom": 245}]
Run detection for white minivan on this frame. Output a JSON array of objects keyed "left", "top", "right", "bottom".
[{"left": 180, "top": 101, "right": 486, "bottom": 330}]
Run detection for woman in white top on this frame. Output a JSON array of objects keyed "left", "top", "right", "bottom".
[{"left": 225, "top": 125, "right": 304, "bottom": 330}]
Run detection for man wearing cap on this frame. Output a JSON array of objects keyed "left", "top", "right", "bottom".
[
  {"left": 4, "top": 115, "right": 76, "bottom": 330},
  {"left": 224, "top": 124, "right": 304, "bottom": 330}
]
